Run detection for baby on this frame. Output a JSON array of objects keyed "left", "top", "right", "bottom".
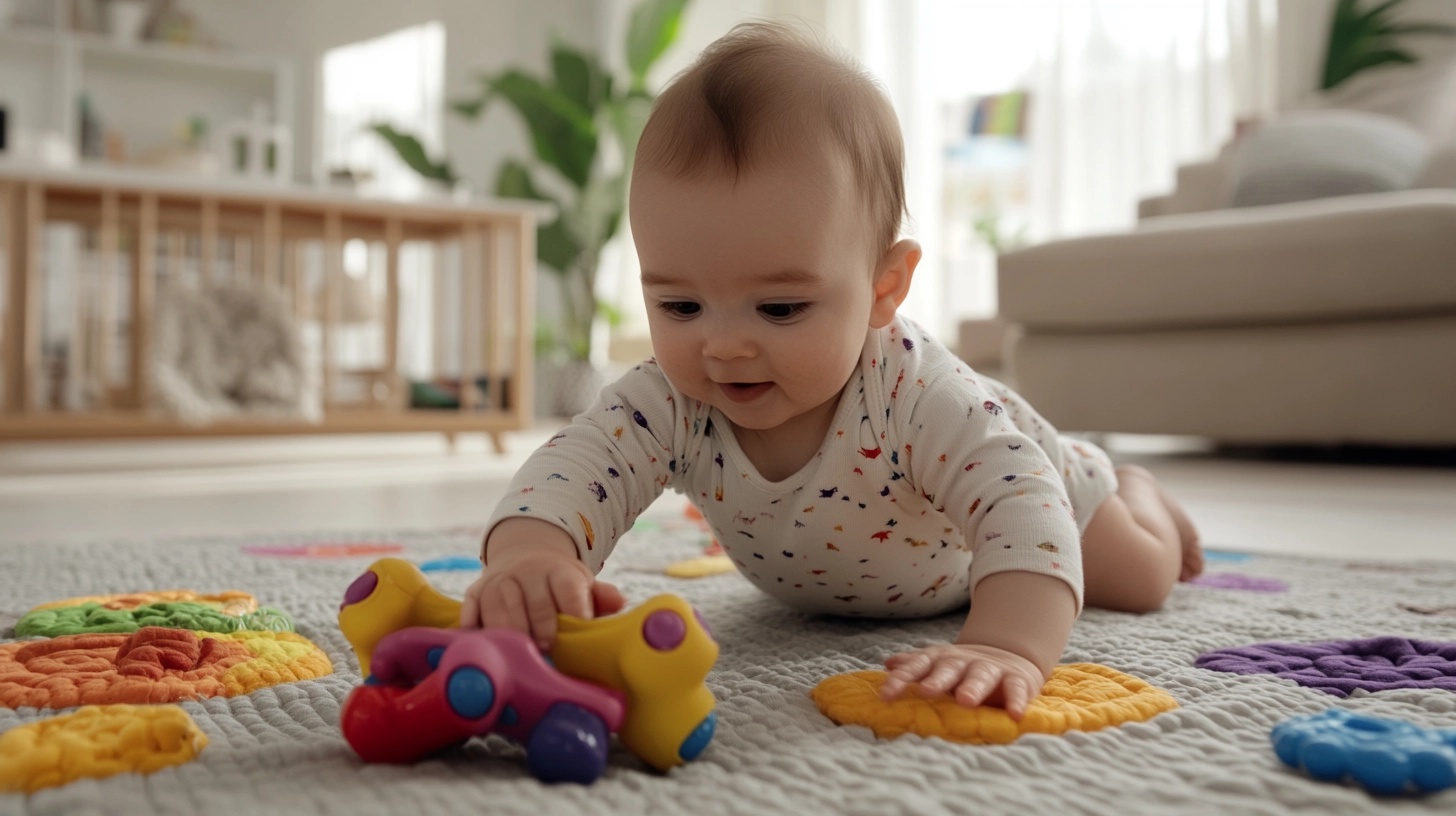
[{"left": 462, "top": 22, "right": 1203, "bottom": 719}]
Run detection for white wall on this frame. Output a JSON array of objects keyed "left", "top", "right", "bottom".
[{"left": 186, "top": 0, "right": 600, "bottom": 186}]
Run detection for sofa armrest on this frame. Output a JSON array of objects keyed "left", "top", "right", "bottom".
[{"left": 1137, "top": 157, "right": 1229, "bottom": 220}]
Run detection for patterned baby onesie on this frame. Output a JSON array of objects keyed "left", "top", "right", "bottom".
[{"left": 486, "top": 316, "right": 1115, "bottom": 618}]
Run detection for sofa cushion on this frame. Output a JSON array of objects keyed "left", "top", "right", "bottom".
[
  {"left": 1225, "top": 111, "right": 1429, "bottom": 208},
  {"left": 1294, "top": 56, "right": 1456, "bottom": 148},
  {"left": 998, "top": 189, "right": 1456, "bottom": 330}
]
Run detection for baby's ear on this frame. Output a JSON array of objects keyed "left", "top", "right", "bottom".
[{"left": 869, "top": 240, "right": 921, "bottom": 328}]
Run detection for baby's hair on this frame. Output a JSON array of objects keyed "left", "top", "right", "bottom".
[{"left": 635, "top": 20, "right": 906, "bottom": 257}]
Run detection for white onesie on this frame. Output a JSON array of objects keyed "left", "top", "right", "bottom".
[{"left": 486, "top": 316, "right": 1117, "bottom": 617}]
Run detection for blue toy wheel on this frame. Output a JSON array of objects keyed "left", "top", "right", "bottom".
[
  {"left": 678, "top": 711, "right": 717, "bottom": 763},
  {"left": 525, "top": 703, "right": 610, "bottom": 784}
]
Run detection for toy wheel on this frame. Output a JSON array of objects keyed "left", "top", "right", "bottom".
[{"left": 526, "top": 703, "right": 610, "bottom": 784}]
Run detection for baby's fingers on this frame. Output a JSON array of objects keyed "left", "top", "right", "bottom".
[
  {"left": 1000, "top": 675, "right": 1032, "bottom": 721},
  {"left": 549, "top": 569, "right": 593, "bottom": 621},
  {"left": 459, "top": 584, "right": 483, "bottom": 628},
  {"left": 479, "top": 577, "right": 532, "bottom": 635},
  {"left": 914, "top": 660, "right": 969, "bottom": 697},
  {"left": 880, "top": 652, "right": 934, "bottom": 700},
  {"left": 952, "top": 662, "right": 1005, "bottom": 709}
]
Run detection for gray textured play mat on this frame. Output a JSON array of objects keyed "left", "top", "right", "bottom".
[{"left": 2, "top": 509, "right": 1454, "bottom": 815}]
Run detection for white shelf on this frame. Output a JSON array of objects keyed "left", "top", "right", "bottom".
[
  {"left": 71, "top": 30, "right": 288, "bottom": 75},
  {"left": 0, "top": 22, "right": 294, "bottom": 181}
]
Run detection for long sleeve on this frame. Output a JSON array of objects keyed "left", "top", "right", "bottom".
[
  {"left": 484, "top": 359, "right": 696, "bottom": 573},
  {"left": 878, "top": 322, "right": 1085, "bottom": 610}
]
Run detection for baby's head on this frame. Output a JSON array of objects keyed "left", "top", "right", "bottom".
[{"left": 631, "top": 21, "right": 920, "bottom": 439}]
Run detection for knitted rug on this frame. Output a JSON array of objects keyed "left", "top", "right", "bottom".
[{"left": 2, "top": 511, "right": 1455, "bottom": 815}]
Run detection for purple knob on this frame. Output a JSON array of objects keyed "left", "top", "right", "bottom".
[
  {"left": 341, "top": 570, "right": 379, "bottom": 610},
  {"left": 642, "top": 610, "right": 686, "bottom": 651}
]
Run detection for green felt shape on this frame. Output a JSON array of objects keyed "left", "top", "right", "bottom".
[{"left": 15, "top": 602, "right": 295, "bottom": 638}]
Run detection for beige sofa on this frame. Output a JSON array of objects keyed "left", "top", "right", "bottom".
[{"left": 996, "top": 148, "right": 1456, "bottom": 446}]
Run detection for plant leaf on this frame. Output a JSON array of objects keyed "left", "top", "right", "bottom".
[
  {"left": 450, "top": 91, "right": 491, "bottom": 121},
  {"left": 563, "top": 174, "right": 626, "bottom": 258},
  {"left": 1342, "top": 46, "right": 1419, "bottom": 76},
  {"left": 369, "top": 123, "right": 456, "bottom": 184},
  {"left": 486, "top": 70, "right": 599, "bottom": 189},
  {"left": 536, "top": 217, "right": 582, "bottom": 274},
  {"left": 606, "top": 90, "right": 656, "bottom": 177},
  {"left": 627, "top": 0, "right": 690, "bottom": 90},
  {"left": 552, "top": 43, "right": 613, "bottom": 117},
  {"left": 1377, "top": 22, "right": 1456, "bottom": 37},
  {"left": 494, "top": 161, "right": 579, "bottom": 273}
]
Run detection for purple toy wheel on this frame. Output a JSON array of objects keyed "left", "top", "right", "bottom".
[
  {"left": 526, "top": 702, "right": 610, "bottom": 784},
  {"left": 1196, "top": 637, "right": 1456, "bottom": 697}
]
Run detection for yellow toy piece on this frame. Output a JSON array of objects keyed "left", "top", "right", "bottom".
[
  {"left": 812, "top": 663, "right": 1179, "bottom": 744},
  {"left": 553, "top": 594, "right": 719, "bottom": 771},
  {"left": 0, "top": 704, "right": 208, "bottom": 793},
  {"left": 337, "top": 557, "right": 462, "bottom": 671}
]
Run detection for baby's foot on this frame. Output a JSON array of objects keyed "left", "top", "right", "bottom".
[{"left": 1156, "top": 483, "right": 1203, "bottom": 581}]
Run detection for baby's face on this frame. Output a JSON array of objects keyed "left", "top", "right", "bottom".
[{"left": 632, "top": 153, "right": 879, "bottom": 439}]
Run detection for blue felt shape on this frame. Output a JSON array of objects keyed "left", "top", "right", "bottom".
[
  {"left": 419, "top": 556, "right": 482, "bottom": 573},
  {"left": 1272, "top": 708, "right": 1456, "bottom": 796},
  {"left": 1203, "top": 549, "right": 1253, "bottom": 563}
]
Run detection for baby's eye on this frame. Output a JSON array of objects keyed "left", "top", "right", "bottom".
[
  {"left": 759, "top": 303, "right": 810, "bottom": 321},
  {"left": 657, "top": 301, "right": 701, "bottom": 318}
]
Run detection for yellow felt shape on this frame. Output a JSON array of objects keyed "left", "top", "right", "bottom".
[
  {"left": 812, "top": 663, "right": 1179, "bottom": 744},
  {"left": 31, "top": 590, "right": 257, "bottom": 617},
  {"left": 0, "top": 704, "right": 209, "bottom": 793},
  {"left": 664, "top": 555, "right": 736, "bottom": 578}
]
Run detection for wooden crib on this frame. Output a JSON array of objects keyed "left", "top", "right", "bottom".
[{"left": 0, "top": 162, "right": 544, "bottom": 452}]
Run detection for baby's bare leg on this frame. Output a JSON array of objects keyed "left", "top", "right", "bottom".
[{"left": 1080, "top": 465, "right": 1201, "bottom": 612}]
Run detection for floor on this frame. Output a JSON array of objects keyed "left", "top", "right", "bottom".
[{"left": 1, "top": 427, "right": 1454, "bottom": 563}]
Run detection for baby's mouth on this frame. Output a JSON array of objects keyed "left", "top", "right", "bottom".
[{"left": 719, "top": 382, "right": 773, "bottom": 403}]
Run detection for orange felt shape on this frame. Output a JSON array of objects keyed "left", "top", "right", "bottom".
[
  {"left": 812, "top": 664, "right": 1179, "bottom": 744},
  {"left": 0, "top": 626, "right": 332, "bottom": 710}
]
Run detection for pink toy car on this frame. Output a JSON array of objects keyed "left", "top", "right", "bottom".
[{"left": 341, "top": 626, "right": 627, "bottom": 784}]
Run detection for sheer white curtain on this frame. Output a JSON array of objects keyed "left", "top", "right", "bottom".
[
  {"left": 1026, "top": 0, "right": 1280, "bottom": 240},
  {"left": 850, "top": 0, "right": 1280, "bottom": 336}
]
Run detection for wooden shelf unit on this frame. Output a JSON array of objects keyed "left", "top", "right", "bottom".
[{"left": 0, "top": 163, "right": 543, "bottom": 451}]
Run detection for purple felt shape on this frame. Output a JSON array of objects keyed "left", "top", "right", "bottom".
[
  {"left": 1188, "top": 572, "right": 1288, "bottom": 592},
  {"left": 1196, "top": 637, "right": 1456, "bottom": 697}
]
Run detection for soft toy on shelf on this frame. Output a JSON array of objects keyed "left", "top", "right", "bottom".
[{"left": 337, "top": 558, "right": 718, "bottom": 783}]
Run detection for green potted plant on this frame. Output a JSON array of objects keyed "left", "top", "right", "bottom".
[
  {"left": 373, "top": 0, "right": 691, "bottom": 414},
  {"left": 1322, "top": 0, "right": 1455, "bottom": 90}
]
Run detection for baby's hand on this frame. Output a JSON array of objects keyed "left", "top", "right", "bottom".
[
  {"left": 459, "top": 520, "right": 625, "bottom": 651},
  {"left": 879, "top": 643, "right": 1047, "bottom": 720}
]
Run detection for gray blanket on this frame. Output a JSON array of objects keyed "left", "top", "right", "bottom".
[{"left": 2, "top": 517, "right": 1455, "bottom": 816}]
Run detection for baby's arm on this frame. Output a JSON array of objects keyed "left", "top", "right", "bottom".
[
  {"left": 879, "top": 571, "right": 1075, "bottom": 718},
  {"left": 460, "top": 361, "right": 689, "bottom": 647},
  {"left": 876, "top": 350, "right": 1084, "bottom": 716}
]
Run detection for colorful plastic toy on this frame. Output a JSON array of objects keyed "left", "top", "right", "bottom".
[
  {"left": 1271, "top": 708, "right": 1456, "bottom": 796},
  {"left": 341, "top": 627, "right": 625, "bottom": 784},
  {"left": 338, "top": 558, "right": 718, "bottom": 781}
]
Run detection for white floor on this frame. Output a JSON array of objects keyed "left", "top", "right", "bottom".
[{"left": 1, "top": 427, "right": 1454, "bottom": 563}]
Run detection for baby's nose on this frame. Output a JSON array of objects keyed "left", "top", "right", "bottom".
[{"left": 701, "top": 319, "right": 756, "bottom": 360}]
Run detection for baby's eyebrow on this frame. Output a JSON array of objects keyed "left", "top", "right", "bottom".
[{"left": 641, "top": 268, "right": 824, "bottom": 287}]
